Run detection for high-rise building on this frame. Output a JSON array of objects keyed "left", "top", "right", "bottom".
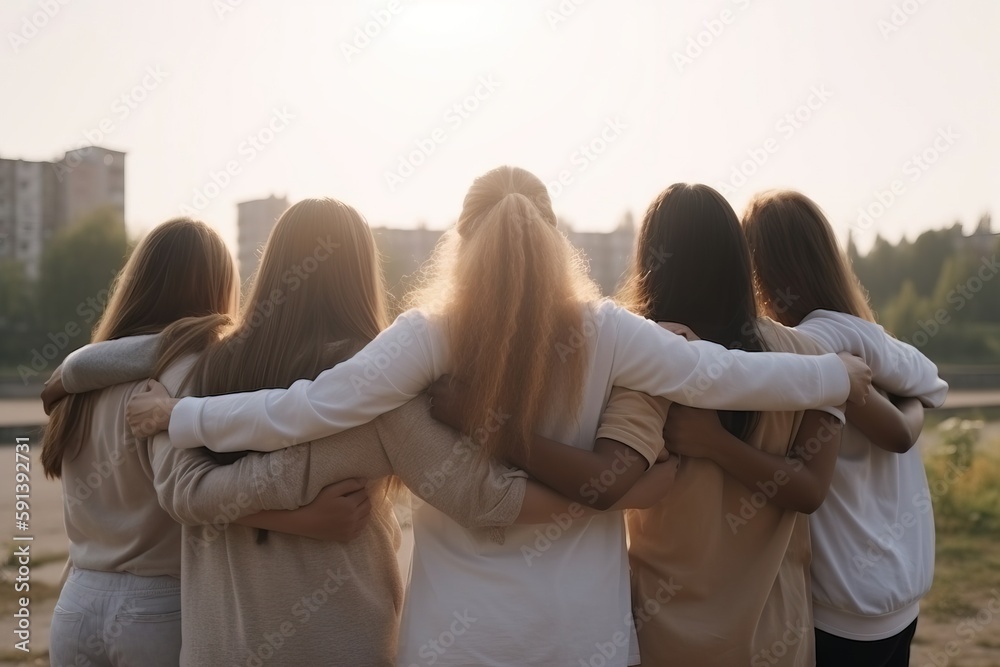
[
  {"left": 0, "top": 146, "right": 123, "bottom": 280},
  {"left": 237, "top": 194, "right": 290, "bottom": 279},
  {"left": 56, "top": 147, "right": 125, "bottom": 230}
]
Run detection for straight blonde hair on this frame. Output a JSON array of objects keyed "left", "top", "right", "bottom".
[
  {"left": 406, "top": 166, "right": 599, "bottom": 462},
  {"left": 742, "top": 190, "right": 875, "bottom": 326},
  {"left": 42, "top": 218, "right": 239, "bottom": 478}
]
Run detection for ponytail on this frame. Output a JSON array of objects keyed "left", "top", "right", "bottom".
[{"left": 409, "top": 166, "right": 598, "bottom": 461}]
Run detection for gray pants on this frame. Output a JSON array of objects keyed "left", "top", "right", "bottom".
[{"left": 49, "top": 567, "right": 181, "bottom": 667}]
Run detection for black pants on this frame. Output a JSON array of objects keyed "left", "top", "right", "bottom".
[{"left": 815, "top": 618, "right": 918, "bottom": 667}]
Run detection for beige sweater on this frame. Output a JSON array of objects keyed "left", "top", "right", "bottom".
[
  {"left": 60, "top": 380, "right": 181, "bottom": 578},
  {"left": 602, "top": 319, "right": 838, "bottom": 667},
  {"left": 149, "top": 357, "right": 527, "bottom": 666}
]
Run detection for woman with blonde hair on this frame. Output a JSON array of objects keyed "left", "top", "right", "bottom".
[
  {"left": 128, "top": 168, "right": 871, "bottom": 665},
  {"left": 53, "top": 197, "right": 651, "bottom": 665},
  {"left": 742, "top": 189, "right": 947, "bottom": 667}
]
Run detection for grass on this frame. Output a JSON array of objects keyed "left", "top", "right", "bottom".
[{"left": 922, "top": 532, "right": 1000, "bottom": 621}]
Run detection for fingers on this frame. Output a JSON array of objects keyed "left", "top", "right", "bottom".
[{"left": 657, "top": 322, "right": 698, "bottom": 341}]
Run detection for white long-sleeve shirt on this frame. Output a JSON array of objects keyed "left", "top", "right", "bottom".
[
  {"left": 794, "top": 310, "right": 948, "bottom": 641},
  {"left": 168, "top": 301, "right": 850, "bottom": 452},
  {"left": 163, "top": 300, "right": 849, "bottom": 667}
]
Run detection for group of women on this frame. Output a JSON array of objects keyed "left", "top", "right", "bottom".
[{"left": 41, "top": 165, "right": 947, "bottom": 667}]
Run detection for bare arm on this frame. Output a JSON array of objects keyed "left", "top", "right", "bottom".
[
  {"left": 427, "top": 380, "right": 665, "bottom": 511},
  {"left": 511, "top": 436, "right": 648, "bottom": 511},
  {"left": 233, "top": 479, "right": 372, "bottom": 542},
  {"left": 895, "top": 395, "right": 925, "bottom": 442},
  {"left": 665, "top": 406, "right": 843, "bottom": 514},
  {"left": 845, "top": 390, "right": 924, "bottom": 454}
]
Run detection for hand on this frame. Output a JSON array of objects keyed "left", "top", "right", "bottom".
[
  {"left": 41, "top": 366, "right": 68, "bottom": 415},
  {"left": 838, "top": 352, "right": 872, "bottom": 405},
  {"left": 658, "top": 321, "right": 700, "bottom": 341},
  {"left": 293, "top": 478, "right": 372, "bottom": 542},
  {"left": 616, "top": 454, "right": 681, "bottom": 509},
  {"left": 427, "top": 374, "right": 469, "bottom": 432},
  {"left": 662, "top": 405, "right": 723, "bottom": 458},
  {"left": 125, "top": 380, "right": 178, "bottom": 438}
]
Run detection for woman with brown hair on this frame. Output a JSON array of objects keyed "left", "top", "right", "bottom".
[
  {"left": 42, "top": 218, "right": 241, "bottom": 666},
  {"left": 128, "top": 168, "right": 871, "bottom": 665},
  {"left": 742, "top": 190, "right": 948, "bottom": 667}
]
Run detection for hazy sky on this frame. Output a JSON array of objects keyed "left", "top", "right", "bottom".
[{"left": 2, "top": 0, "right": 997, "bottom": 254}]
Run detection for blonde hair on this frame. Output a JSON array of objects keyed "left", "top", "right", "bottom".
[
  {"left": 407, "top": 166, "right": 599, "bottom": 461},
  {"left": 742, "top": 190, "right": 875, "bottom": 326},
  {"left": 42, "top": 218, "right": 239, "bottom": 478}
]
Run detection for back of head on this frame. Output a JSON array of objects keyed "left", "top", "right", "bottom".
[
  {"left": 742, "top": 190, "right": 874, "bottom": 326},
  {"left": 43, "top": 217, "right": 239, "bottom": 478},
  {"left": 620, "top": 183, "right": 762, "bottom": 347},
  {"left": 184, "top": 197, "right": 388, "bottom": 396},
  {"left": 409, "top": 166, "right": 598, "bottom": 461},
  {"left": 619, "top": 183, "right": 763, "bottom": 440}
]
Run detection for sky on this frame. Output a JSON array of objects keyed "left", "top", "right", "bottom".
[{"left": 2, "top": 0, "right": 998, "bottom": 255}]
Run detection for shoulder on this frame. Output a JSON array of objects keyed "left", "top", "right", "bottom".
[
  {"left": 589, "top": 298, "right": 636, "bottom": 331},
  {"left": 157, "top": 354, "right": 201, "bottom": 398},
  {"left": 758, "top": 317, "right": 828, "bottom": 355},
  {"left": 799, "top": 309, "right": 889, "bottom": 347}
]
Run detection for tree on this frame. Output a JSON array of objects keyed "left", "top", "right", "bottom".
[{"left": 35, "top": 207, "right": 129, "bottom": 350}]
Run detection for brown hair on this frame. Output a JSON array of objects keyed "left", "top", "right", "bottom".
[
  {"left": 618, "top": 183, "right": 765, "bottom": 441},
  {"left": 159, "top": 198, "right": 388, "bottom": 397},
  {"left": 42, "top": 218, "right": 239, "bottom": 478},
  {"left": 155, "top": 199, "right": 395, "bottom": 535},
  {"left": 406, "top": 166, "right": 599, "bottom": 462},
  {"left": 742, "top": 190, "right": 875, "bottom": 326}
]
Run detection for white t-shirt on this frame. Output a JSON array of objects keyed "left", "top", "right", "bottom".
[
  {"left": 169, "top": 300, "right": 851, "bottom": 666},
  {"left": 795, "top": 310, "right": 948, "bottom": 641}
]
